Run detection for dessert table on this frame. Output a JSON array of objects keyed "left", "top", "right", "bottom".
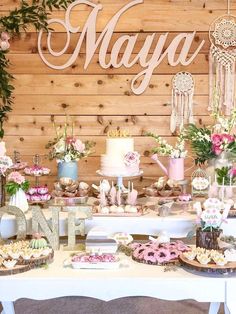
[
  {"left": 0, "top": 250, "right": 233, "bottom": 314},
  {"left": 1, "top": 206, "right": 236, "bottom": 239}
]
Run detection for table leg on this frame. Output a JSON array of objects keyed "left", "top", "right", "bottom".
[
  {"left": 1, "top": 302, "right": 15, "bottom": 314},
  {"left": 224, "top": 303, "right": 231, "bottom": 314},
  {"left": 208, "top": 302, "right": 221, "bottom": 314}
]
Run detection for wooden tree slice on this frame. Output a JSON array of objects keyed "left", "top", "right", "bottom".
[
  {"left": 0, "top": 251, "right": 54, "bottom": 276},
  {"left": 179, "top": 254, "right": 236, "bottom": 274}
]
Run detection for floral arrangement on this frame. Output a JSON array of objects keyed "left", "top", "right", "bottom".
[
  {"left": 6, "top": 171, "right": 29, "bottom": 196},
  {"left": 147, "top": 132, "right": 187, "bottom": 158},
  {"left": 124, "top": 152, "right": 140, "bottom": 167},
  {"left": 185, "top": 95, "right": 236, "bottom": 165},
  {"left": 46, "top": 118, "right": 95, "bottom": 162},
  {"left": 194, "top": 198, "right": 230, "bottom": 232}
]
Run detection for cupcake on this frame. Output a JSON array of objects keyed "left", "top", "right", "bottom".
[
  {"left": 30, "top": 234, "right": 48, "bottom": 249},
  {"left": 37, "top": 186, "right": 48, "bottom": 195}
]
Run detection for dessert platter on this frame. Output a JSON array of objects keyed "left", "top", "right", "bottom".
[
  {"left": 179, "top": 247, "right": 236, "bottom": 274},
  {"left": 64, "top": 227, "right": 120, "bottom": 269},
  {"left": 64, "top": 252, "right": 120, "bottom": 269},
  {"left": 92, "top": 180, "right": 148, "bottom": 216},
  {"left": 143, "top": 177, "right": 182, "bottom": 198},
  {"left": 24, "top": 154, "right": 51, "bottom": 205},
  {"left": 0, "top": 235, "right": 53, "bottom": 276},
  {"left": 26, "top": 185, "right": 51, "bottom": 203},
  {"left": 51, "top": 177, "right": 90, "bottom": 206},
  {"left": 129, "top": 240, "right": 190, "bottom": 266}
]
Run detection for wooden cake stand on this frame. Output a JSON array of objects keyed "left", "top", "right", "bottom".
[
  {"left": 0, "top": 251, "right": 54, "bottom": 276},
  {"left": 179, "top": 254, "right": 236, "bottom": 275}
]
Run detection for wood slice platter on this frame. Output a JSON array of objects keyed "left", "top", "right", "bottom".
[
  {"left": 132, "top": 255, "right": 179, "bottom": 266},
  {"left": 0, "top": 251, "right": 54, "bottom": 276},
  {"left": 179, "top": 254, "right": 236, "bottom": 274}
]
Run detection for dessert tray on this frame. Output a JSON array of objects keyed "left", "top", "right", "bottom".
[
  {"left": 0, "top": 240, "right": 54, "bottom": 276},
  {"left": 92, "top": 204, "right": 149, "bottom": 217},
  {"left": 64, "top": 253, "right": 120, "bottom": 269},
  {"left": 179, "top": 247, "right": 236, "bottom": 274},
  {"left": 130, "top": 240, "right": 190, "bottom": 266}
]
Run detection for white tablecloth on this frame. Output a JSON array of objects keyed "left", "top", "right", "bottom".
[
  {"left": 0, "top": 250, "right": 229, "bottom": 314},
  {"left": 1, "top": 208, "right": 236, "bottom": 239}
]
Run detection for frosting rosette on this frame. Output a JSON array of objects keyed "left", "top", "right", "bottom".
[{"left": 124, "top": 151, "right": 140, "bottom": 167}]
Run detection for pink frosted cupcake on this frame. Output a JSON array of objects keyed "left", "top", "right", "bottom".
[
  {"left": 40, "top": 194, "right": 51, "bottom": 201},
  {"left": 37, "top": 186, "right": 48, "bottom": 195},
  {"left": 28, "top": 187, "right": 38, "bottom": 195},
  {"left": 30, "top": 194, "right": 41, "bottom": 202}
]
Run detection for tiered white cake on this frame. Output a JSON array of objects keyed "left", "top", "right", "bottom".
[{"left": 100, "top": 137, "right": 140, "bottom": 176}]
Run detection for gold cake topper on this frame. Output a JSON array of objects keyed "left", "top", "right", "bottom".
[{"left": 107, "top": 130, "right": 130, "bottom": 138}]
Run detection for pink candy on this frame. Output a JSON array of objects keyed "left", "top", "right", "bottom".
[{"left": 72, "top": 253, "right": 116, "bottom": 263}]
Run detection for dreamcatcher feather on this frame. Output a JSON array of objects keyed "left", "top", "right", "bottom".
[
  {"left": 170, "top": 71, "right": 195, "bottom": 133},
  {"left": 208, "top": 0, "right": 236, "bottom": 115}
]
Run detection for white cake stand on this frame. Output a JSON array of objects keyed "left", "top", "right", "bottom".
[{"left": 96, "top": 170, "right": 143, "bottom": 191}]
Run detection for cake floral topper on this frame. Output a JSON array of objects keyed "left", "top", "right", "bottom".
[{"left": 107, "top": 130, "right": 130, "bottom": 138}]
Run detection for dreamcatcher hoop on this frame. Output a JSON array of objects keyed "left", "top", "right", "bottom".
[
  {"left": 208, "top": 0, "right": 236, "bottom": 115},
  {"left": 170, "top": 71, "right": 195, "bottom": 133}
]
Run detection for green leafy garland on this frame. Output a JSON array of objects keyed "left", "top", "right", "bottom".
[{"left": 0, "top": 0, "right": 74, "bottom": 138}]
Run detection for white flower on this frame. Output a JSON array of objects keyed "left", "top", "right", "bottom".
[
  {"left": 64, "top": 154, "right": 71, "bottom": 162},
  {"left": 54, "top": 138, "right": 65, "bottom": 153}
]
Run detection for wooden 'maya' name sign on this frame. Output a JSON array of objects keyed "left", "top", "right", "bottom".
[{"left": 38, "top": 0, "right": 205, "bottom": 95}]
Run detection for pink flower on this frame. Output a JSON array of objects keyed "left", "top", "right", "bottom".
[
  {"left": 211, "top": 134, "right": 222, "bottom": 146},
  {"left": 230, "top": 168, "right": 236, "bottom": 177},
  {"left": 124, "top": 151, "right": 140, "bottom": 167},
  {"left": 73, "top": 139, "right": 85, "bottom": 153},
  {"left": 1, "top": 32, "right": 10, "bottom": 41},
  {"left": 212, "top": 145, "right": 223, "bottom": 155},
  {"left": 7, "top": 171, "right": 25, "bottom": 185},
  {"left": 66, "top": 136, "right": 76, "bottom": 144},
  {"left": 222, "top": 133, "right": 235, "bottom": 144}
]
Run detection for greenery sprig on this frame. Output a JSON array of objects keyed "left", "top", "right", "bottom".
[{"left": 0, "top": 0, "right": 74, "bottom": 138}]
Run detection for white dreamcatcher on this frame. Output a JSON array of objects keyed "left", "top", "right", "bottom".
[
  {"left": 209, "top": 0, "right": 236, "bottom": 115},
  {"left": 170, "top": 71, "right": 195, "bottom": 133}
]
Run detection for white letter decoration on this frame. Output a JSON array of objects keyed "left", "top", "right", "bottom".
[
  {"left": 170, "top": 71, "right": 195, "bottom": 133},
  {"left": 38, "top": 0, "right": 205, "bottom": 95},
  {"left": 208, "top": 0, "right": 236, "bottom": 115}
]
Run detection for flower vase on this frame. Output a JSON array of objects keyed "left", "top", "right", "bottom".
[
  {"left": 168, "top": 157, "right": 185, "bottom": 181},
  {"left": 196, "top": 227, "right": 222, "bottom": 250},
  {"left": 58, "top": 161, "right": 78, "bottom": 181},
  {"left": 9, "top": 188, "right": 29, "bottom": 213}
]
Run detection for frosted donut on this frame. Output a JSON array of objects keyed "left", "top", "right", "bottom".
[
  {"left": 129, "top": 242, "right": 142, "bottom": 250},
  {"left": 133, "top": 247, "right": 145, "bottom": 259},
  {"left": 155, "top": 248, "right": 171, "bottom": 263},
  {"left": 169, "top": 249, "right": 180, "bottom": 260},
  {"left": 143, "top": 249, "right": 157, "bottom": 264}
]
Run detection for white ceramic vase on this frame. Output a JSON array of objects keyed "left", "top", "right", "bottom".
[{"left": 9, "top": 188, "right": 29, "bottom": 213}]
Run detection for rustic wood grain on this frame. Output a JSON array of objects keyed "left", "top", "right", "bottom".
[
  {"left": 2, "top": 0, "right": 218, "bottom": 189},
  {"left": 13, "top": 74, "right": 209, "bottom": 95},
  {"left": 10, "top": 95, "right": 210, "bottom": 115}
]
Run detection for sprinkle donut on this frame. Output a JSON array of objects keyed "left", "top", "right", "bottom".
[
  {"left": 143, "top": 249, "right": 157, "bottom": 264},
  {"left": 155, "top": 248, "right": 171, "bottom": 264}
]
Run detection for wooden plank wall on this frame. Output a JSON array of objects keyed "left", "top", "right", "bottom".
[{"left": 1, "top": 0, "right": 235, "bottom": 189}]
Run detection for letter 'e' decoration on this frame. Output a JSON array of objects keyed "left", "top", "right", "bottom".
[{"left": 38, "top": 0, "right": 205, "bottom": 95}]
